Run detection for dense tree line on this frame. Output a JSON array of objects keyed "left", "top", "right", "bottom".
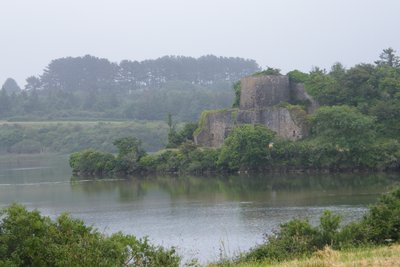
[
  {"left": 0, "top": 121, "right": 169, "bottom": 154},
  {"left": 293, "top": 48, "right": 400, "bottom": 139},
  {"left": 0, "top": 55, "right": 259, "bottom": 122}
]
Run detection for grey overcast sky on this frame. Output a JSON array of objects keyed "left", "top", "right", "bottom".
[{"left": 1, "top": 0, "right": 399, "bottom": 87}]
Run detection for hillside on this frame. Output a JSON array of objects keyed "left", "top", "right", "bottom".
[{"left": 0, "top": 55, "right": 259, "bottom": 122}]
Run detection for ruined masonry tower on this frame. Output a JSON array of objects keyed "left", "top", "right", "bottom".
[{"left": 194, "top": 75, "right": 317, "bottom": 147}]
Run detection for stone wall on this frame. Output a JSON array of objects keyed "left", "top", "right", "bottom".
[
  {"left": 237, "top": 107, "right": 308, "bottom": 140},
  {"left": 194, "top": 75, "right": 316, "bottom": 147},
  {"left": 194, "top": 110, "right": 236, "bottom": 147},
  {"left": 240, "top": 75, "right": 290, "bottom": 110}
]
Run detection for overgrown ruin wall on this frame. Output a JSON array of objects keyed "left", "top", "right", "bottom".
[
  {"left": 194, "top": 75, "right": 315, "bottom": 147},
  {"left": 194, "top": 110, "right": 236, "bottom": 147},
  {"left": 237, "top": 107, "right": 308, "bottom": 139},
  {"left": 240, "top": 75, "right": 290, "bottom": 110}
]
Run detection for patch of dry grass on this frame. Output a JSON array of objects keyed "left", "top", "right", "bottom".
[{"left": 220, "top": 244, "right": 400, "bottom": 267}]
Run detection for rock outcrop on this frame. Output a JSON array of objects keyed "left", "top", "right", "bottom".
[{"left": 194, "top": 75, "right": 316, "bottom": 147}]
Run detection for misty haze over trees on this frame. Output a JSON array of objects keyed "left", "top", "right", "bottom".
[{"left": 0, "top": 55, "right": 259, "bottom": 121}]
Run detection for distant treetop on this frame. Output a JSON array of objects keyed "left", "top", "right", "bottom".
[
  {"left": 375, "top": 47, "right": 400, "bottom": 68},
  {"left": 39, "top": 54, "right": 260, "bottom": 93},
  {"left": 1, "top": 78, "right": 21, "bottom": 95}
]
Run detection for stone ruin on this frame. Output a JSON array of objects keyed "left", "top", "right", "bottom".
[{"left": 194, "top": 75, "right": 318, "bottom": 147}]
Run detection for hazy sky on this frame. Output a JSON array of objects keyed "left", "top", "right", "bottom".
[{"left": 1, "top": 0, "right": 399, "bottom": 87}]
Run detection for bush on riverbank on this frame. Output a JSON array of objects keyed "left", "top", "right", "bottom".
[
  {"left": 0, "top": 204, "right": 180, "bottom": 267},
  {"left": 70, "top": 120, "right": 400, "bottom": 176},
  {"left": 233, "top": 187, "right": 400, "bottom": 265}
]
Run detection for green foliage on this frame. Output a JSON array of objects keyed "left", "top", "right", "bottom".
[
  {"left": 166, "top": 122, "right": 198, "bottom": 148},
  {"left": 69, "top": 149, "right": 115, "bottom": 175},
  {"left": 318, "top": 211, "right": 342, "bottom": 247},
  {"left": 244, "top": 219, "right": 319, "bottom": 262},
  {"left": 1, "top": 78, "right": 21, "bottom": 95},
  {"left": 218, "top": 125, "right": 275, "bottom": 171},
  {"left": 8, "top": 139, "right": 42, "bottom": 154},
  {"left": 303, "top": 50, "right": 400, "bottom": 112},
  {"left": 114, "top": 137, "right": 146, "bottom": 160},
  {"left": 270, "top": 137, "right": 400, "bottom": 171},
  {"left": 0, "top": 89, "right": 11, "bottom": 116},
  {"left": 375, "top": 47, "right": 400, "bottom": 67},
  {"left": 252, "top": 67, "right": 282, "bottom": 76},
  {"left": 113, "top": 137, "right": 147, "bottom": 174},
  {"left": 0, "top": 204, "right": 181, "bottom": 267},
  {"left": 240, "top": 187, "right": 400, "bottom": 264},
  {"left": 0, "top": 121, "right": 169, "bottom": 154},
  {"left": 0, "top": 55, "right": 259, "bottom": 122},
  {"left": 287, "top": 69, "right": 309, "bottom": 83},
  {"left": 232, "top": 81, "right": 241, "bottom": 108},
  {"left": 361, "top": 187, "right": 400, "bottom": 243},
  {"left": 312, "top": 105, "right": 376, "bottom": 150},
  {"left": 68, "top": 48, "right": 400, "bottom": 176},
  {"left": 193, "top": 109, "right": 230, "bottom": 136},
  {"left": 305, "top": 67, "right": 344, "bottom": 105}
]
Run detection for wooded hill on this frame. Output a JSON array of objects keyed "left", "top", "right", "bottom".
[{"left": 0, "top": 55, "right": 259, "bottom": 122}]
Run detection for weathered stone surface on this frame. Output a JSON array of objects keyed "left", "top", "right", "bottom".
[
  {"left": 194, "top": 75, "right": 316, "bottom": 147},
  {"left": 240, "top": 75, "right": 290, "bottom": 110},
  {"left": 237, "top": 107, "right": 308, "bottom": 140},
  {"left": 194, "top": 110, "right": 236, "bottom": 147}
]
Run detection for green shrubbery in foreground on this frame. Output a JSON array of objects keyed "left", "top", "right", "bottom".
[
  {"left": 0, "top": 204, "right": 180, "bottom": 267},
  {"left": 1, "top": 187, "right": 399, "bottom": 266},
  {"left": 232, "top": 187, "right": 400, "bottom": 265}
]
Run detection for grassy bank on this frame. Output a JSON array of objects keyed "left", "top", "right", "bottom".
[{"left": 226, "top": 245, "right": 400, "bottom": 267}]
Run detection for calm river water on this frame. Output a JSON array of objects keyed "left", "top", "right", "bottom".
[{"left": 0, "top": 154, "right": 399, "bottom": 263}]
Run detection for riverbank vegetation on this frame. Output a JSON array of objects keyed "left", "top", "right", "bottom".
[
  {"left": 0, "top": 204, "right": 180, "bottom": 266},
  {"left": 1, "top": 186, "right": 399, "bottom": 266},
  {"left": 70, "top": 116, "right": 400, "bottom": 176},
  {"left": 213, "top": 187, "right": 400, "bottom": 266},
  {"left": 69, "top": 48, "right": 400, "bottom": 175}
]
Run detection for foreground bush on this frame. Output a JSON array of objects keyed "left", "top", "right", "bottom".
[
  {"left": 241, "top": 187, "right": 400, "bottom": 264},
  {"left": 0, "top": 204, "right": 180, "bottom": 267}
]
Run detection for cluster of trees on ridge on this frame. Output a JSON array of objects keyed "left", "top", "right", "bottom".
[
  {"left": 1, "top": 186, "right": 399, "bottom": 266},
  {"left": 0, "top": 55, "right": 259, "bottom": 122},
  {"left": 70, "top": 48, "right": 400, "bottom": 174}
]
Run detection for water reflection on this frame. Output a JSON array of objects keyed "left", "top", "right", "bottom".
[
  {"left": 67, "top": 172, "right": 400, "bottom": 262},
  {"left": 71, "top": 173, "right": 400, "bottom": 206}
]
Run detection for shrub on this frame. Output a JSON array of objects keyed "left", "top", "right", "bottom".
[
  {"left": 218, "top": 124, "right": 275, "bottom": 171},
  {"left": 244, "top": 219, "right": 318, "bottom": 262},
  {"left": 69, "top": 149, "right": 115, "bottom": 175},
  {"left": 0, "top": 204, "right": 181, "bottom": 267},
  {"left": 361, "top": 187, "right": 400, "bottom": 243},
  {"left": 241, "top": 187, "right": 400, "bottom": 264}
]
